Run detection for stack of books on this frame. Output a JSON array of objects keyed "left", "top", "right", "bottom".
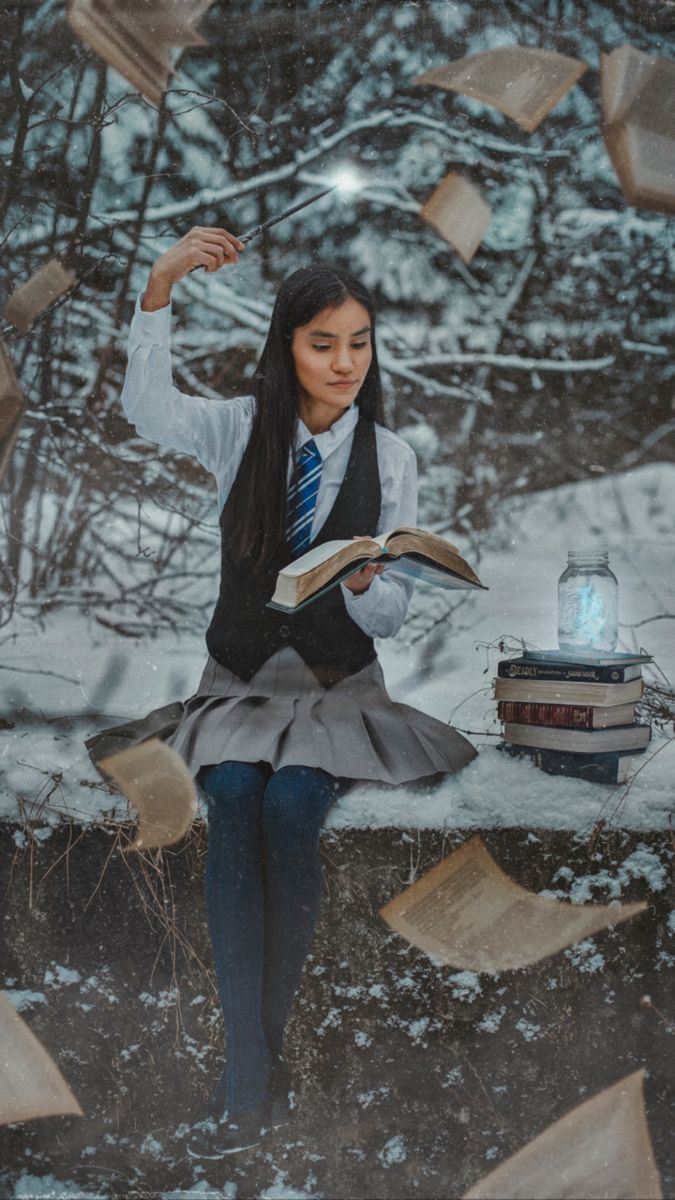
[{"left": 495, "top": 649, "right": 652, "bottom": 784}]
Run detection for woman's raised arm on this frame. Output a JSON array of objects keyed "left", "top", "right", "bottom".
[{"left": 121, "top": 227, "right": 252, "bottom": 481}]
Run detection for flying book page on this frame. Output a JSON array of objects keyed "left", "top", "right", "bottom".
[
  {"left": 3, "top": 258, "right": 76, "bottom": 334},
  {"left": 66, "top": 0, "right": 213, "bottom": 107},
  {"left": 464, "top": 1069, "right": 662, "bottom": 1200},
  {"left": 100, "top": 737, "right": 197, "bottom": 850},
  {"left": 413, "top": 47, "right": 588, "bottom": 132},
  {"left": 0, "top": 338, "right": 26, "bottom": 485},
  {"left": 0, "top": 992, "right": 83, "bottom": 1124},
  {"left": 420, "top": 173, "right": 491, "bottom": 264},
  {"left": 267, "top": 527, "right": 486, "bottom": 613},
  {"left": 379, "top": 835, "right": 646, "bottom": 973},
  {"left": 601, "top": 51, "right": 675, "bottom": 213}
]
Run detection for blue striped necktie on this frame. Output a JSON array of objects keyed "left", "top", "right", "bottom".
[{"left": 286, "top": 438, "right": 322, "bottom": 557}]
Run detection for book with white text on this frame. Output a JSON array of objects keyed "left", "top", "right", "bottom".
[{"left": 494, "top": 675, "right": 643, "bottom": 707}]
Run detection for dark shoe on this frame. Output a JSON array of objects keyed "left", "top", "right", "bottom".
[
  {"left": 268, "top": 1057, "right": 295, "bottom": 1130},
  {"left": 186, "top": 1107, "right": 267, "bottom": 1159}
]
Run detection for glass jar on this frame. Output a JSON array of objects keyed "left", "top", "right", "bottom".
[{"left": 557, "top": 550, "right": 618, "bottom": 654}]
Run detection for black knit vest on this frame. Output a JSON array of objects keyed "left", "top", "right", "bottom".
[{"left": 205, "top": 414, "right": 382, "bottom": 687}]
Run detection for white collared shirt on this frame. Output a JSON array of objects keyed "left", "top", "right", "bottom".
[{"left": 120, "top": 292, "right": 419, "bottom": 638}]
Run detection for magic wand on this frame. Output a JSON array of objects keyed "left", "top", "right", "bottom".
[{"left": 189, "top": 173, "right": 361, "bottom": 270}]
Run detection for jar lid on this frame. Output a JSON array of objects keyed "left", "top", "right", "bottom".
[{"left": 567, "top": 549, "right": 609, "bottom": 565}]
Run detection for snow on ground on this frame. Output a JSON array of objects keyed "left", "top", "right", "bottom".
[{"left": 1, "top": 463, "right": 673, "bottom": 832}]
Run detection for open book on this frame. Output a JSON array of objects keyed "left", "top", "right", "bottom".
[
  {"left": 413, "top": 46, "right": 587, "bottom": 132},
  {"left": 66, "top": 0, "right": 212, "bottom": 107},
  {"left": 600, "top": 46, "right": 675, "bottom": 213},
  {"left": 267, "top": 526, "right": 486, "bottom": 613}
]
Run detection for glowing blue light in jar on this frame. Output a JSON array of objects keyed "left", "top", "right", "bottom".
[{"left": 557, "top": 550, "right": 618, "bottom": 654}]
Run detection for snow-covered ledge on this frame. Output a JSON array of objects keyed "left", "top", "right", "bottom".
[{"left": 2, "top": 465, "right": 673, "bottom": 835}]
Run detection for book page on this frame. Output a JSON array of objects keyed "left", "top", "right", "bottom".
[
  {"left": 3, "top": 258, "right": 76, "bottom": 334},
  {"left": 67, "top": 0, "right": 212, "bottom": 106},
  {"left": 464, "top": 1070, "right": 662, "bottom": 1200},
  {"left": 384, "top": 529, "right": 481, "bottom": 585},
  {"left": 278, "top": 537, "right": 383, "bottom": 580},
  {"left": 604, "top": 58, "right": 675, "bottom": 212},
  {"left": 0, "top": 339, "right": 25, "bottom": 440},
  {"left": 379, "top": 555, "right": 481, "bottom": 591},
  {"left": 385, "top": 526, "right": 459, "bottom": 552},
  {"left": 600, "top": 45, "right": 655, "bottom": 124},
  {"left": 100, "top": 737, "right": 197, "bottom": 850},
  {"left": 615, "top": 55, "right": 675, "bottom": 128},
  {"left": 414, "top": 47, "right": 587, "bottom": 132},
  {"left": 89, "top": 0, "right": 172, "bottom": 95},
  {"left": 379, "top": 835, "right": 646, "bottom": 973},
  {"left": 420, "top": 173, "right": 491, "bottom": 264},
  {"left": 125, "top": 0, "right": 209, "bottom": 52},
  {"left": 0, "top": 992, "right": 83, "bottom": 1124},
  {"left": 624, "top": 111, "right": 675, "bottom": 211},
  {"left": 0, "top": 339, "right": 26, "bottom": 482}
]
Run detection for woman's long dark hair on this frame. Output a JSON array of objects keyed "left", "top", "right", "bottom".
[{"left": 227, "top": 264, "right": 387, "bottom": 573}]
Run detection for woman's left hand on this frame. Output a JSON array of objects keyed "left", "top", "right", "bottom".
[{"left": 342, "top": 536, "right": 386, "bottom": 594}]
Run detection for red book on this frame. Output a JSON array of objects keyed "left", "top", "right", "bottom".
[{"left": 497, "top": 700, "right": 636, "bottom": 730}]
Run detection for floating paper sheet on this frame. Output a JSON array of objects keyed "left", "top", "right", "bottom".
[
  {"left": 0, "top": 992, "right": 83, "bottom": 1124},
  {"left": 420, "top": 173, "right": 491, "bottom": 264},
  {"left": 0, "top": 338, "right": 26, "bottom": 484},
  {"left": 3, "top": 258, "right": 76, "bottom": 334},
  {"left": 379, "top": 835, "right": 646, "bottom": 972},
  {"left": 66, "top": 0, "right": 213, "bottom": 107},
  {"left": 464, "top": 1069, "right": 662, "bottom": 1200},
  {"left": 100, "top": 737, "right": 197, "bottom": 850},
  {"left": 601, "top": 49, "right": 675, "bottom": 214},
  {"left": 413, "top": 46, "right": 588, "bottom": 133}
]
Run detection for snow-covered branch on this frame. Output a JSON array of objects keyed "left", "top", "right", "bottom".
[{"left": 402, "top": 352, "right": 616, "bottom": 373}]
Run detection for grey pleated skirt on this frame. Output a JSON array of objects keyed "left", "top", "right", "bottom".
[{"left": 160, "top": 646, "right": 477, "bottom": 785}]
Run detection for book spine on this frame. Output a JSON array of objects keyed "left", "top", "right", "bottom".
[
  {"left": 497, "top": 660, "right": 635, "bottom": 683},
  {"left": 497, "top": 701, "right": 596, "bottom": 729}
]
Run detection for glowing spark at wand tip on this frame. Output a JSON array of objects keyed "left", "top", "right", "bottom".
[{"left": 332, "top": 168, "right": 362, "bottom": 195}]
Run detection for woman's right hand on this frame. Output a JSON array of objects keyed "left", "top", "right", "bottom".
[{"left": 142, "top": 227, "right": 245, "bottom": 310}]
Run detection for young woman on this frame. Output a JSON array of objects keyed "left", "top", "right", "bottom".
[{"left": 114, "top": 226, "right": 477, "bottom": 1156}]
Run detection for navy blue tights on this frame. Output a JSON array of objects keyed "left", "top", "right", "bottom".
[{"left": 200, "top": 760, "right": 347, "bottom": 1118}]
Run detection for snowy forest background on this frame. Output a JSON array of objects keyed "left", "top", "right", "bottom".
[
  {"left": 1, "top": 4, "right": 675, "bottom": 1198},
  {"left": 2, "top": 0, "right": 674, "bottom": 653}
]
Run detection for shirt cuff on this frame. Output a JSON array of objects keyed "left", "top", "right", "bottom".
[
  {"left": 130, "top": 289, "right": 172, "bottom": 346},
  {"left": 338, "top": 571, "right": 386, "bottom": 624}
]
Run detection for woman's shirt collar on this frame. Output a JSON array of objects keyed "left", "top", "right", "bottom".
[{"left": 295, "top": 402, "right": 359, "bottom": 460}]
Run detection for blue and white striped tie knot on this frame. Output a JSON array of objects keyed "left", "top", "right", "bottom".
[{"left": 286, "top": 438, "right": 322, "bottom": 557}]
